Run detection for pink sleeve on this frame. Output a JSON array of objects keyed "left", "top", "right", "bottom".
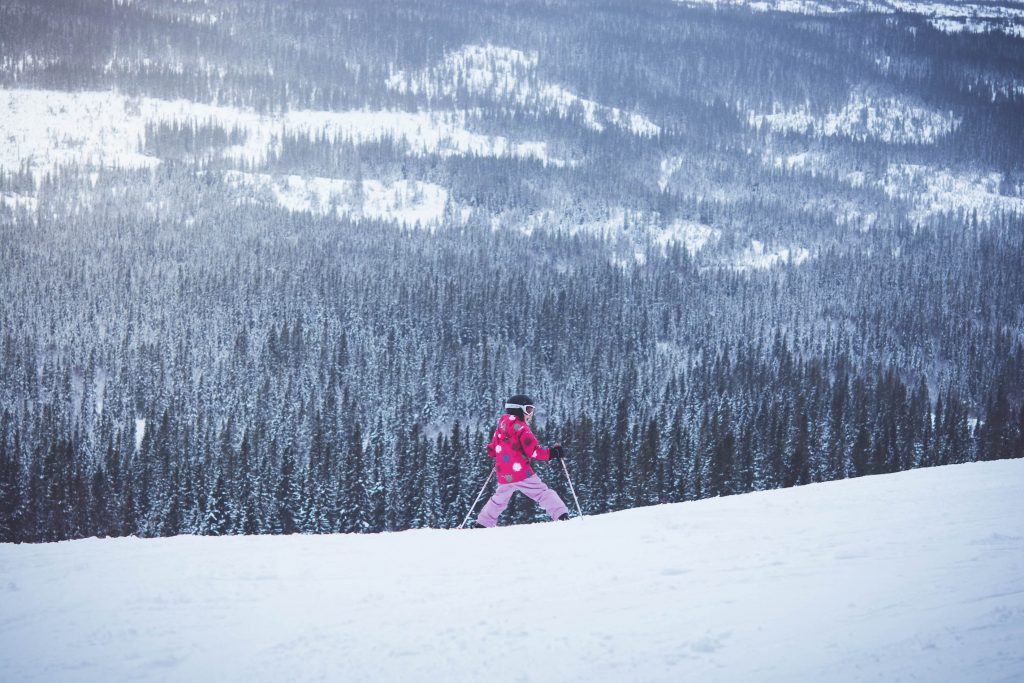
[{"left": 518, "top": 426, "right": 550, "bottom": 461}]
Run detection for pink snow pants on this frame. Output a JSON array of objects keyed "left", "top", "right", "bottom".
[{"left": 476, "top": 474, "right": 569, "bottom": 527}]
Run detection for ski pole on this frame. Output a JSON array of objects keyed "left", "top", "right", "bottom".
[
  {"left": 459, "top": 466, "right": 496, "bottom": 529},
  {"left": 560, "top": 458, "right": 583, "bottom": 518}
]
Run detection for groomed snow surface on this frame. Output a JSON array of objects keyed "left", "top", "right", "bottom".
[{"left": 2, "top": 459, "right": 1022, "bottom": 682}]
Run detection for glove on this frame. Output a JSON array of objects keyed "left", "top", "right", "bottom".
[{"left": 549, "top": 444, "right": 564, "bottom": 459}]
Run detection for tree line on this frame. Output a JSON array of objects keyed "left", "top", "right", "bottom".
[{"left": 0, "top": 168, "right": 1021, "bottom": 541}]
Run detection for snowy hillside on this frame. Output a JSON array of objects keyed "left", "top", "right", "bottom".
[
  {"left": 2, "top": 460, "right": 1022, "bottom": 683},
  {"left": 386, "top": 44, "right": 661, "bottom": 136},
  {"left": 676, "top": 0, "right": 1024, "bottom": 37},
  {"left": 4, "top": 2, "right": 1023, "bottom": 260}
]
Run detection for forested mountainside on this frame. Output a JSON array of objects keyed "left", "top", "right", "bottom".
[{"left": 1, "top": 0, "right": 1022, "bottom": 541}]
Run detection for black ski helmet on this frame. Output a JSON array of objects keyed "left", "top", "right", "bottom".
[{"left": 505, "top": 394, "right": 534, "bottom": 419}]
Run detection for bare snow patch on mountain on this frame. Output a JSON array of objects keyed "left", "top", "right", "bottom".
[
  {"left": 223, "top": 172, "right": 451, "bottom": 227},
  {"left": 507, "top": 208, "right": 719, "bottom": 260},
  {"left": 882, "top": 164, "right": 1024, "bottom": 224},
  {"left": 280, "top": 108, "right": 561, "bottom": 166},
  {"left": 133, "top": 418, "right": 146, "bottom": 452},
  {"left": 388, "top": 44, "right": 536, "bottom": 101},
  {"left": 0, "top": 53, "right": 64, "bottom": 77},
  {"left": 675, "top": 0, "right": 1024, "bottom": 36},
  {"left": 677, "top": 0, "right": 880, "bottom": 14},
  {"left": 0, "top": 192, "right": 38, "bottom": 214},
  {"left": 387, "top": 44, "right": 660, "bottom": 136},
  {"left": 733, "top": 240, "right": 811, "bottom": 270},
  {"left": 657, "top": 219, "right": 721, "bottom": 255},
  {"left": 763, "top": 155, "right": 1024, "bottom": 226},
  {"left": 767, "top": 150, "right": 831, "bottom": 173},
  {"left": 0, "top": 88, "right": 559, "bottom": 179},
  {"left": 554, "top": 206, "right": 636, "bottom": 240},
  {"left": 659, "top": 156, "right": 687, "bottom": 192},
  {"left": 750, "top": 90, "right": 959, "bottom": 144},
  {"left": 888, "top": 0, "right": 1024, "bottom": 35},
  {"left": 0, "top": 89, "right": 162, "bottom": 176}
]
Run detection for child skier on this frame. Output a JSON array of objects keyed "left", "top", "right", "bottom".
[{"left": 475, "top": 395, "right": 570, "bottom": 527}]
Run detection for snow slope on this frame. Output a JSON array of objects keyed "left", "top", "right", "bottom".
[
  {"left": 749, "top": 89, "right": 960, "bottom": 145},
  {"left": 387, "top": 44, "right": 660, "bottom": 137},
  {"left": 0, "top": 88, "right": 557, "bottom": 177},
  {"left": 222, "top": 172, "right": 452, "bottom": 228},
  {"left": 732, "top": 239, "right": 811, "bottom": 270},
  {"left": 1, "top": 460, "right": 1022, "bottom": 683},
  {"left": 675, "top": 0, "right": 1024, "bottom": 37}
]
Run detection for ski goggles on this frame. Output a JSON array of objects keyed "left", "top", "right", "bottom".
[{"left": 505, "top": 403, "right": 535, "bottom": 416}]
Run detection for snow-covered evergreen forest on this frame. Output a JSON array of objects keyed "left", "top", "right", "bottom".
[{"left": 1, "top": 0, "right": 1023, "bottom": 542}]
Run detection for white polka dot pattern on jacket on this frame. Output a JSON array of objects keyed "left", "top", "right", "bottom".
[{"left": 485, "top": 413, "right": 552, "bottom": 484}]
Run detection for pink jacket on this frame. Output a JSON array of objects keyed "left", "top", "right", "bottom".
[{"left": 487, "top": 413, "right": 551, "bottom": 484}]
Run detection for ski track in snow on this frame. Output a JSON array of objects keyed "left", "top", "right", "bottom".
[{"left": 1, "top": 460, "right": 1023, "bottom": 683}]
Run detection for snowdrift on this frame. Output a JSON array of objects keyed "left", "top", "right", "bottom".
[{"left": 2, "top": 460, "right": 1022, "bottom": 682}]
